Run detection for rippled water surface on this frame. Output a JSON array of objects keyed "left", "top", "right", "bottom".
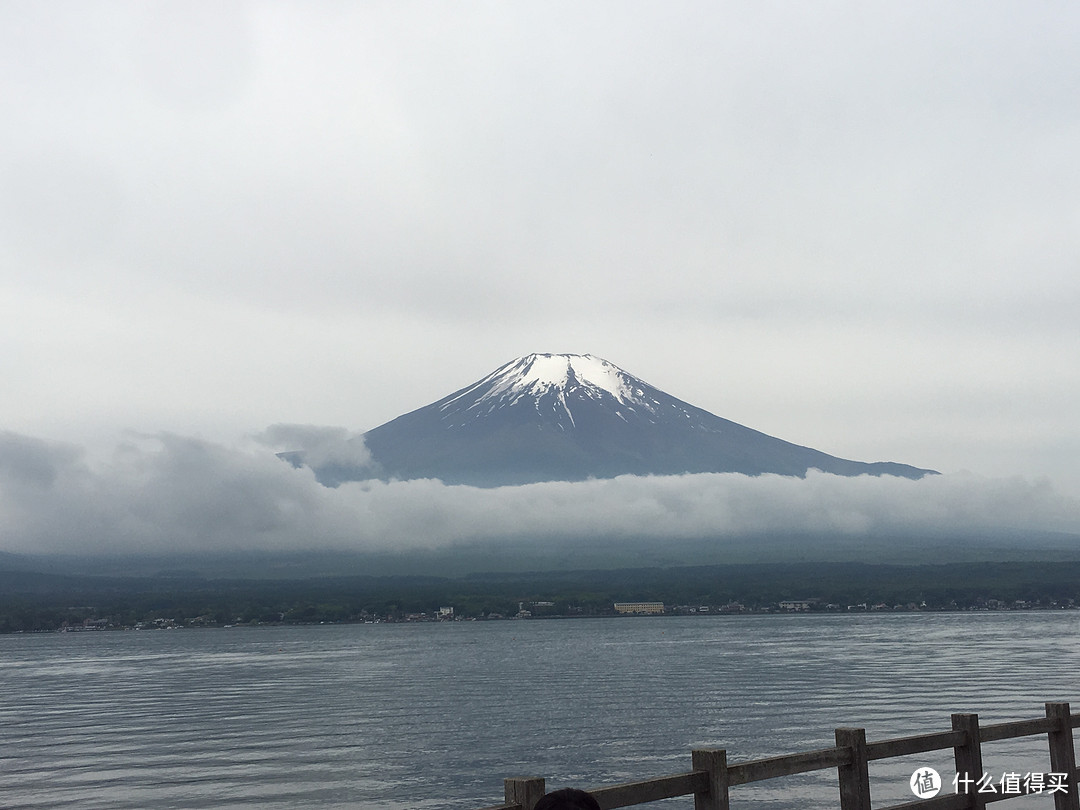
[{"left": 2, "top": 612, "right": 1078, "bottom": 808}]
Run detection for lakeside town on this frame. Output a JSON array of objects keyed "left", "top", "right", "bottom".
[
  {"left": 7, "top": 558, "right": 1080, "bottom": 634},
  {"left": 38, "top": 594, "right": 1080, "bottom": 634}
]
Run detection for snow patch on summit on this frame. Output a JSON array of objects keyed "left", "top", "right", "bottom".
[
  {"left": 477, "top": 353, "right": 636, "bottom": 407},
  {"left": 434, "top": 353, "right": 658, "bottom": 429}
]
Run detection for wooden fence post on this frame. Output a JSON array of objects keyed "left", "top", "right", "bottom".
[
  {"left": 835, "top": 727, "right": 871, "bottom": 810},
  {"left": 692, "top": 748, "right": 729, "bottom": 810},
  {"left": 953, "top": 713, "right": 985, "bottom": 810},
  {"left": 505, "top": 777, "right": 545, "bottom": 810},
  {"left": 1046, "top": 702, "right": 1080, "bottom": 810}
]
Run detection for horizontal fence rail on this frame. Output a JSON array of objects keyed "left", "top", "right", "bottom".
[{"left": 474, "top": 702, "right": 1080, "bottom": 810}]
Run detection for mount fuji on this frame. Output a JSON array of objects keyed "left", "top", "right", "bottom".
[{"left": 290, "top": 353, "right": 936, "bottom": 487}]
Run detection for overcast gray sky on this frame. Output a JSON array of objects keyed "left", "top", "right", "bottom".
[{"left": 2, "top": 2, "right": 1079, "bottom": 556}]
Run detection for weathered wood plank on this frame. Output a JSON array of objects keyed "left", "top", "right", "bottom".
[
  {"left": 728, "top": 746, "right": 850, "bottom": 786},
  {"left": 867, "top": 731, "right": 966, "bottom": 760},
  {"left": 836, "top": 728, "right": 871, "bottom": 810},
  {"left": 588, "top": 771, "right": 704, "bottom": 808},
  {"left": 692, "top": 748, "right": 729, "bottom": 810},
  {"left": 1046, "top": 703, "right": 1080, "bottom": 810},
  {"left": 504, "top": 777, "right": 545, "bottom": 810},
  {"left": 876, "top": 791, "right": 971, "bottom": 810},
  {"left": 981, "top": 717, "right": 1055, "bottom": 742},
  {"left": 952, "top": 713, "right": 986, "bottom": 810}
]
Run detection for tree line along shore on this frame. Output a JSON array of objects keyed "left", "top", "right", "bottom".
[{"left": 3, "top": 559, "right": 1079, "bottom": 633}]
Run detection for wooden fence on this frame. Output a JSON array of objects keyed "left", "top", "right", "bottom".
[{"left": 475, "top": 702, "right": 1080, "bottom": 810}]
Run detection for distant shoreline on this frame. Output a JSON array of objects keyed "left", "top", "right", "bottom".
[
  {"left": 26, "top": 600, "right": 1080, "bottom": 635},
  {"left": 5, "top": 558, "right": 1080, "bottom": 633}
]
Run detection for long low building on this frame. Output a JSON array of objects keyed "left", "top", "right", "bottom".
[{"left": 614, "top": 601, "right": 665, "bottom": 614}]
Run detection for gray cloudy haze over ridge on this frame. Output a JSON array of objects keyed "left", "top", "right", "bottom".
[
  {"left": 2, "top": 1, "right": 1079, "bottom": 556},
  {"left": 2, "top": 429, "right": 1078, "bottom": 557}
]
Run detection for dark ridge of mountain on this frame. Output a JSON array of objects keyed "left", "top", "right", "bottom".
[
  {"left": 8, "top": 525, "right": 1080, "bottom": 582},
  {"left": 301, "top": 353, "right": 937, "bottom": 487}
]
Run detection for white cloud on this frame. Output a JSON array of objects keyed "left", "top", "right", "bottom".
[
  {"left": 1, "top": 431, "right": 1077, "bottom": 558},
  {"left": 255, "top": 423, "right": 376, "bottom": 470}
]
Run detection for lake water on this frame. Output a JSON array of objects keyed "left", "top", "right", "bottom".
[{"left": 2, "top": 612, "right": 1078, "bottom": 809}]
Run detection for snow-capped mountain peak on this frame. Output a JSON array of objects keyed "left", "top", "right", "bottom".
[
  {"left": 291, "top": 352, "right": 938, "bottom": 487},
  {"left": 440, "top": 353, "right": 644, "bottom": 414}
]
